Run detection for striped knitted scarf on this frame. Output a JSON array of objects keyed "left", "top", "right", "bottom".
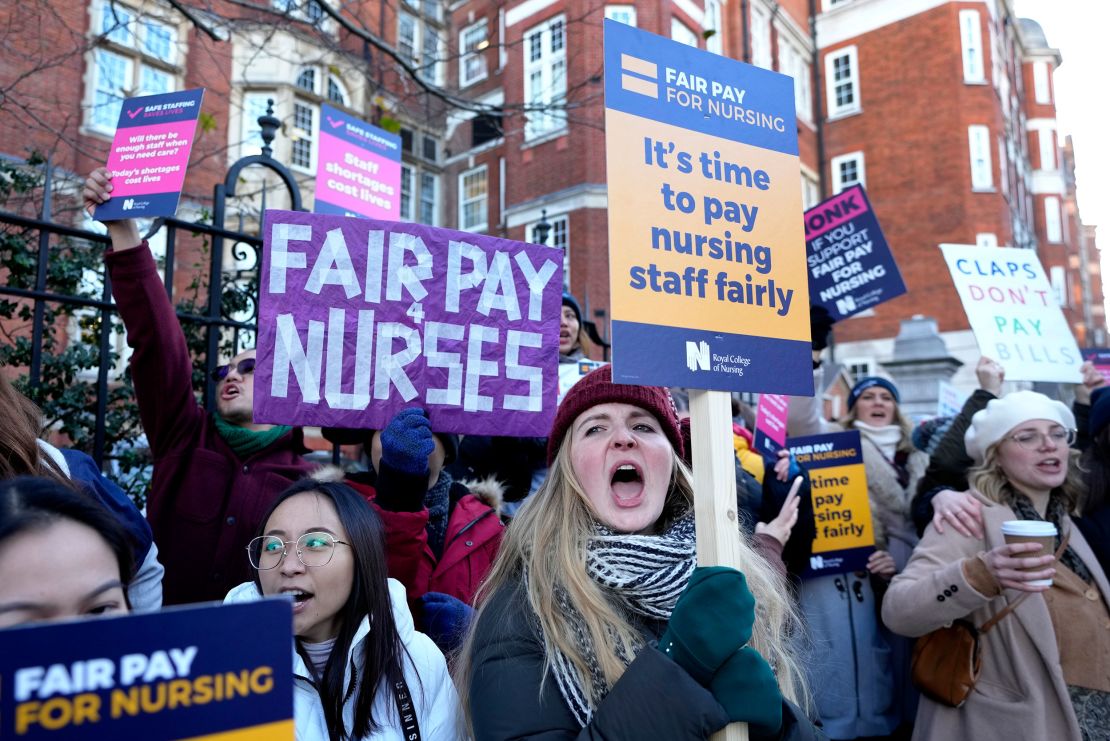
[{"left": 547, "top": 513, "right": 697, "bottom": 726}]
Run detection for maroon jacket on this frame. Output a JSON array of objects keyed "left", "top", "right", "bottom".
[
  {"left": 106, "top": 244, "right": 314, "bottom": 605},
  {"left": 347, "top": 478, "right": 503, "bottom": 607}
]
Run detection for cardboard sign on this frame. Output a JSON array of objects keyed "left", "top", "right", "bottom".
[
  {"left": 1081, "top": 348, "right": 1110, "bottom": 383},
  {"left": 805, "top": 185, "right": 906, "bottom": 320},
  {"left": 788, "top": 430, "right": 874, "bottom": 577},
  {"left": 603, "top": 20, "right": 812, "bottom": 395},
  {"left": 558, "top": 359, "right": 607, "bottom": 403},
  {"left": 314, "top": 104, "right": 402, "bottom": 220},
  {"left": 95, "top": 88, "right": 204, "bottom": 220},
  {"left": 940, "top": 244, "right": 1081, "bottom": 383},
  {"left": 255, "top": 210, "right": 563, "bottom": 435},
  {"left": 0, "top": 601, "right": 292, "bottom": 740},
  {"left": 753, "top": 392, "right": 788, "bottom": 458}
]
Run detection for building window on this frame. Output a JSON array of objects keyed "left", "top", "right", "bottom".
[
  {"left": 1050, "top": 265, "right": 1067, "bottom": 306},
  {"left": 398, "top": 11, "right": 418, "bottom": 66},
  {"left": 671, "top": 18, "right": 698, "bottom": 48},
  {"left": 471, "top": 113, "right": 503, "bottom": 147},
  {"left": 524, "top": 15, "right": 567, "bottom": 141},
  {"left": 1038, "top": 127, "right": 1056, "bottom": 171},
  {"left": 1033, "top": 61, "right": 1051, "bottom": 104},
  {"left": 825, "top": 46, "right": 860, "bottom": 118},
  {"left": 87, "top": 1, "right": 180, "bottom": 134},
  {"left": 459, "top": 165, "right": 488, "bottom": 231},
  {"left": 779, "top": 40, "right": 812, "bottom": 123},
  {"left": 272, "top": 0, "right": 325, "bottom": 24},
  {"left": 291, "top": 101, "right": 315, "bottom": 170},
  {"left": 844, "top": 358, "right": 874, "bottom": 383},
  {"left": 1045, "top": 196, "right": 1062, "bottom": 242},
  {"left": 830, "top": 151, "right": 865, "bottom": 194},
  {"left": 999, "top": 136, "right": 1010, "bottom": 196},
  {"left": 327, "top": 76, "right": 347, "bottom": 105},
  {"left": 420, "top": 171, "right": 438, "bottom": 225},
  {"left": 750, "top": 5, "right": 771, "bottom": 69},
  {"left": 400, "top": 165, "right": 414, "bottom": 220},
  {"left": 703, "top": 0, "right": 722, "bottom": 54},
  {"left": 959, "top": 10, "right": 984, "bottom": 83},
  {"left": 296, "top": 67, "right": 316, "bottom": 93},
  {"left": 605, "top": 5, "right": 637, "bottom": 27},
  {"left": 531, "top": 214, "right": 570, "bottom": 283},
  {"left": 460, "top": 19, "right": 488, "bottom": 87},
  {"left": 968, "top": 125, "right": 993, "bottom": 190},
  {"left": 239, "top": 92, "right": 274, "bottom": 156},
  {"left": 801, "top": 173, "right": 820, "bottom": 209}
]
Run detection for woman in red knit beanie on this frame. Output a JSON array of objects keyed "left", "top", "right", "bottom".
[{"left": 456, "top": 365, "right": 817, "bottom": 740}]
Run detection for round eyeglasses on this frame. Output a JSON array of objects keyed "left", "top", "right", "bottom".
[
  {"left": 247, "top": 532, "right": 349, "bottom": 570},
  {"left": 1005, "top": 426, "right": 1075, "bottom": 451}
]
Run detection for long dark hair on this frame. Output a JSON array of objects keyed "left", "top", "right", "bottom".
[
  {"left": 1080, "top": 426, "right": 1110, "bottom": 516},
  {"left": 0, "top": 476, "right": 135, "bottom": 602},
  {"left": 252, "top": 477, "right": 409, "bottom": 741}
]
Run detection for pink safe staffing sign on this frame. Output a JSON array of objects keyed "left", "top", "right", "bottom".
[
  {"left": 94, "top": 88, "right": 204, "bottom": 220},
  {"left": 314, "top": 104, "right": 401, "bottom": 220}
]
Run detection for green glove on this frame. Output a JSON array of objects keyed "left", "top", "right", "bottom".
[
  {"left": 710, "top": 647, "right": 783, "bottom": 737},
  {"left": 657, "top": 566, "right": 755, "bottom": 686}
]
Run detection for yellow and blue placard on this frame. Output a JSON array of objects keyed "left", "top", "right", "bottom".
[
  {"left": 604, "top": 20, "right": 812, "bottom": 393},
  {"left": 1, "top": 601, "right": 293, "bottom": 740},
  {"left": 787, "top": 429, "right": 875, "bottom": 577}
]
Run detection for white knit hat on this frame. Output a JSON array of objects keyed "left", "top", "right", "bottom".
[{"left": 964, "top": 390, "right": 1075, "bottom": 463}]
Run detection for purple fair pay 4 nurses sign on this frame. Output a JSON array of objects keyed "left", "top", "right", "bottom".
[{"left": 253, "top": 211, "right": 564, "bottom": 436}]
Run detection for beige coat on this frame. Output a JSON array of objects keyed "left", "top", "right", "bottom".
[{"left": 881, "top": 492, "right": 1110, "bottom": 741}]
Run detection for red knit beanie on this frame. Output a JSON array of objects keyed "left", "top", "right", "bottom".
[{"left": 546, "top": 364, "right": 683, "bottom": 465}]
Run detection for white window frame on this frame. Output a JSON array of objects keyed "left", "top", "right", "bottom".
[
  {"left": 86, "top": 1, "right": 181, "bottom": 136},
  {"left": 843, "top": 357, "right": 875, "bottom": 384},
  {"left": 968, "top": 125, "right": 993, "bottom": 191},
  {"left": 999, "top": 135, "right": 1009, "bottom": 196},
  {"left": 959, "top": 10, "right": 985, "bottom": 83},
  {"left": 604, "top": 5, "right": 637, "bottom": 27},
  {"left": 1033, "top": 61, "right": 1051, "bottom": 104},
  {"left": 289, "top": 99, "right": 317, "bottom": 172},
  {"left": 459, "top": 19, "right": 489, "bottom": 87},
  {"left": 1038, "top": 127, "right": 1056, "bottom": 171},
  {"left": 750, "top": 5, "right": 771, "bottom": 69},
  {"left": 523, "top": 15, "right": 567, "bottom": 141},
  {"left": 801, "top": 173, "right": 820, "bottom": 209},
  {"left": 1050, "top": 265, "right": 1067, "bottom": 306},
  {"left": 459, "top": 165, "right": 489, "bottom": 232},
  {"left": 239, "top": 91, "right": 275, "bottom": 158},
  {"left": 400, "top": 165, "right": 415, "bottom": 221},
  {"left": 1045, "top": 196, "right": 1062, "bottom": 243},
  {"left": 419, "top": 170, "right": 439, "bottom": 226},
  {"left": 529, "top": 213, "right": 570, "bottom": 282},
  {"left": 825, "top": 46, "right": 860, "bottom": 118},
  {"left": 670, "top": 18, "right": 698, "bottom": 48},
  {"left": 398, "top": 11, "right": 419, "bottom": 66},
  {"left": 830, "top": 151, "right": 865, "bottom": 194},
  {"left": 779, "top": 40, "right": 813, "bottom": 123},
  {"left": 703, "top": 0, "right": 722, "bottom": 55}
]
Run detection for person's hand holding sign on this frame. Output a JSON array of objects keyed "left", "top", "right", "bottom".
[
  {"left": 975, "top": 355, "right": 1005, "bottom": 397},
  {"left": 83, "top": 167, "right": 141, "bottom": 252},
  {"left": 1074, "top": 360, "right": 1106, "bottom": 405},
  {"left": 755, "top": 475, "right": 802, "bottom": 548}
]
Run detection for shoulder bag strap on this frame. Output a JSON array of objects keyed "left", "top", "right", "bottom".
[{"left": 980, "top": 529, "right": 1070, "bottom": 634}]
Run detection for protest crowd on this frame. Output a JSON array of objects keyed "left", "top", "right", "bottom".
[{"left": 3, "top": 117, "right": 1110, "bottom": 741}]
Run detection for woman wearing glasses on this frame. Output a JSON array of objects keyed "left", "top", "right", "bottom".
[
  {"left": 883, "top": 390, "right": 1110, "bottom": 741},
  {"left": 225, "top": 473, "right": 459, "bottom": 740}
]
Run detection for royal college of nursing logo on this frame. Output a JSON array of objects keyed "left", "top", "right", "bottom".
[
  {"left": 685, "top": 340, "right": 710, "bottom": 372},
  {"left": 122, "top": 198, "right": 135, "bottom": 210}
]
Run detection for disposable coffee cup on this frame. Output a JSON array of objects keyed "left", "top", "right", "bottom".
[{"left": 1001, "top": 520, "right": 1058, "bottom": 587}]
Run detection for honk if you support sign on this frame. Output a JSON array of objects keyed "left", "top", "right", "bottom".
[{"left": 603, "top": 20, "right": 811, "bottom": 394}]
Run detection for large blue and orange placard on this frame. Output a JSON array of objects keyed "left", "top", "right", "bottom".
[
  {"left": 0, "top": 601, "right": 293, "bottom": 740},
  {"left": 604, "top": 20, "right": 811, "bottom": 393},
  {"left": 787, "top": 430, "right": 875, "bottom": 577}
]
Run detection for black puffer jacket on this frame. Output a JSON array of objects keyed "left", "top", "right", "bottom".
[{"left": 466, "top": 579, "right": 825, "bottom": 741}]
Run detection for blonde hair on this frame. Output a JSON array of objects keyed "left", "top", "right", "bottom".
[
  {"left": 969, "top": 441, "right": 1086, "bottom": 514},
  {"left": 839, "top": 400, "right": 915, "bottom": 455},
  {"left": 454, "top": 433, "right": 807, "bottom": 732}
]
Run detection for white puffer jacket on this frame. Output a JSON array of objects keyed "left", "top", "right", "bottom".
[{"left": 225, "top": 578, "right": 460, "bottom": 740}]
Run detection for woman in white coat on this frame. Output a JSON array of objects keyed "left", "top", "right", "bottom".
[{"left": 225, "top": 472, "right": 459, "bottom": 741}]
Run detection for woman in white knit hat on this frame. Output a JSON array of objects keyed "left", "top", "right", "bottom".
[{"left": 882, "top": 390, "right": 1110, "bottom": 741}]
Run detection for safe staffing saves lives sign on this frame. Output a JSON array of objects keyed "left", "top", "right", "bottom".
[{"left": 603, "top": 20, "right": 812, "bottom": 394}]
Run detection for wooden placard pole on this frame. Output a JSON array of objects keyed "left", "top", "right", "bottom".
[{"left": 689, "top": 388, "right": 748, "bottom": 741}]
